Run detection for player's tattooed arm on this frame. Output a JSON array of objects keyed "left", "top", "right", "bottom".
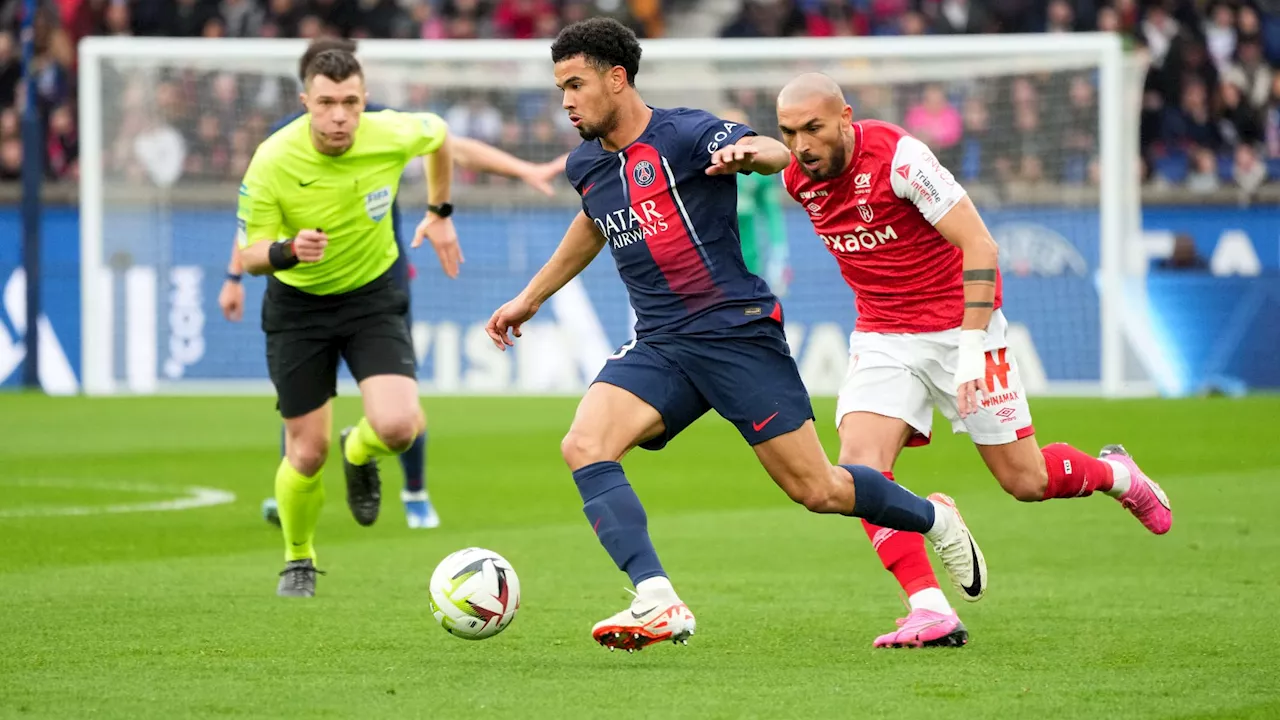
[
  {"left": 934, "top": 196, "right": 999, "bottom": 332},
  {"left": 706, "top": 135, "right": 791, "bottom": 176},
  {"left": 934, "top": 195, "right": 1000, "bottom": 415}
]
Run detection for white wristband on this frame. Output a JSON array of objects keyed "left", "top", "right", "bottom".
[{"left": 954, "top": 329, "right": 988, "bottom": 387}]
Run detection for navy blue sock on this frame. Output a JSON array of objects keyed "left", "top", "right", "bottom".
[
  {"left": 572, "top": 461, "right": 666, "bottom": 586},
  {"left": 399, "top": 430, "right": 427, "bottom": 493},
  {"left": 841, "top": 464, "right": 936, "bottom": 533}
]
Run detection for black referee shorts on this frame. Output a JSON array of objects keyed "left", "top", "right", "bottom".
[{"left": 262, "top": 269, "right": 416, "bottom": 419}]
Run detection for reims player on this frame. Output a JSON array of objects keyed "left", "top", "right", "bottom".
[{"left": 776, "top": 73, "right": 1173, "bottom": 649}]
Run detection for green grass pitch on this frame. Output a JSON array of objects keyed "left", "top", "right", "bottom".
[{"left": 1, "top": 393, "right": 1278, "bottom": 719}]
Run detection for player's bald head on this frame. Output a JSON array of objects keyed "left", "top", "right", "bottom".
[
  {"left": 776, "top": 73, "right": 846, "bottom": 114},
  {"left": 776, "top": 73, "right": 855, "bottom": 181}
]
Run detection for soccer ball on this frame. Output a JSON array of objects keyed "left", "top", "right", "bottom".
[{"left": 429, "top": 547, "right": 521, "bottom": 640}]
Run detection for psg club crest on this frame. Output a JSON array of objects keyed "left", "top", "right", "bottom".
[
  {"left": 633, "top": 160, "right": 657, "bottom": 188},
  {"left": 857, "top": 204, "right": 875, "bottom": 223}
]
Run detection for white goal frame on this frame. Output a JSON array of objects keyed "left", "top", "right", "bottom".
[{"left": 77, "top": 33, "right": 1133, "bottom": 397}]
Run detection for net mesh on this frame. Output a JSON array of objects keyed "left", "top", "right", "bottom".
[{"left": 88, "top": 45, "right": 1116, "bottom": 394}]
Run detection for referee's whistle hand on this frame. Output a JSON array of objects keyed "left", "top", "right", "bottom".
[{"left": 294, "top": 229, "right": 328, "bottom": 263}]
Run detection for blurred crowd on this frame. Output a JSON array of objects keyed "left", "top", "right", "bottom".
[
  {"left": 722, "top": 0, "right": 1280, "bottom": 193},
  {"left": 1, "top": 0, "right": 1279, "bottom": 195}
]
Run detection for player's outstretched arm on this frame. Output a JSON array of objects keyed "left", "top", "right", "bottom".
[
  {"left": 485, "top": 210, "right": 606, "bottom": 350},
  {"left": 935, "top": 196, "right": 1000, "bottom": 416},
  {"left": 707, "top": 135, "right": 791, "bottom": 177},
  {"left": 450, "top": 136, "right": 564, "bottom": 197}
]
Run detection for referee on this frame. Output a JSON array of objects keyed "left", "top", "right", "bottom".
[
  {"left": 223, "top": 37, "right": 566, "bottom": 532},
  {"left": 236, "top": 47, "right": 458, "bottom": 597}
]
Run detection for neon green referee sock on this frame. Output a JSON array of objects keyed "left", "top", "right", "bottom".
[
  {"left": 344, "top": 416, "right": 394, "bottom": 466},
  {"left": 276, "top": 459, "right": 325, "bottom": 562}
]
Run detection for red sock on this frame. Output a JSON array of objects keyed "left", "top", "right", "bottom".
[
  {"left": 1041, "top": 443, "right": 1114, "bottom": 499},
  {"left": 860, "top": 471, "right": 940, "bottom": 596}
]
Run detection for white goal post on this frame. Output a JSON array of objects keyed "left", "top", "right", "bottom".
[{"left": 77, "top": 33, "right": 1145, "bottom": 397}]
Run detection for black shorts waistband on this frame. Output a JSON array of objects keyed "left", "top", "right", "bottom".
[{"left": 266, "top": 268, "right": 397, "bottom": 304}]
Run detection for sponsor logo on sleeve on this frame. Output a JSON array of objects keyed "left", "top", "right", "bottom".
[
  {"left": 706, "top": 121, "right": 740, "bottom": 153},
  {"left": 911, "top": 169, "right": 943, "bottom": 205}
]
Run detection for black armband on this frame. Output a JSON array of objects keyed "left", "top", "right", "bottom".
[
  {"left": 268, "top": 239, "right": 300, "bottom": 271},
  {"left": 962, "top": 269, "right": 997, "bottom": 282}
]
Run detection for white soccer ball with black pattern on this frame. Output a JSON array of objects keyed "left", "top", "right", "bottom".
[{"left": 429, "top": 547, "right": 521, "bottom": 640}]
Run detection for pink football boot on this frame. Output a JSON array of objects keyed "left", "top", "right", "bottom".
[
  {"left": 1101, "top": 444, "right": 1172, "bottom": 535},
  {"left": 873, "top": 608, "right": 968, "bottom": 649}
]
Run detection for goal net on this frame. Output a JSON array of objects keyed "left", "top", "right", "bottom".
[{"left": 76, "top": 35, "right": 1145, "bottom": 397}]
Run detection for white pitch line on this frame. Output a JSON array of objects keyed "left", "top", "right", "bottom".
[{"left": 0, "top": 479, "right": 237, "bottom": 518}]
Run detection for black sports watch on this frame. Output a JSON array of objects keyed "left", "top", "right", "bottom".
[{"left": 427, "top": 202, "right": 453, "bottom": 219}]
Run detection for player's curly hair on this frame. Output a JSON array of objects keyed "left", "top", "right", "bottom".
[
  {"left": 298, "top": 38, "right": 357, "bottom": 83},
  {"left": 303, "top": 48, "right": 363, "bottom": 86},
  {"left": 551, "top": 17, "right": 642, "bottom": 87}
]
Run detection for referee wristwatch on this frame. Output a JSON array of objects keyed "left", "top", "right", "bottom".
[{"left": 427, "top": 202, "right": 453, "bottom": 219}]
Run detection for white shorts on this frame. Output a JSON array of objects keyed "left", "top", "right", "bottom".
[{"left": 835, "top": 310, "right": 1035, "bottom": 446}]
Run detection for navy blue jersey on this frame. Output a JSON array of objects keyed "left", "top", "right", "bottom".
[
  {"left": 268, "top": 103, "right": 405, "bottom": 253},
  {"left": 565, "top": 107, "right": 779, "bottom": 338}
]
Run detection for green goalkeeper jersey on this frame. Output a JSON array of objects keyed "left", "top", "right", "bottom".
[
  {"left": 236, "top": 109, "right": 448, "bottom": 295},
  {"left": 736, "top": 171, "right": 787, "bottom": 276}
]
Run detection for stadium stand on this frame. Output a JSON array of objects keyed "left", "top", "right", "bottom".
[{"left": 1, "top": 0, "right": 1278, "bottom": 191}]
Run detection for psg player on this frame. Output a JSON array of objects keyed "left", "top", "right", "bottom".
[{"left": 485, "top": 19, "right": 989, "bottom": 652}]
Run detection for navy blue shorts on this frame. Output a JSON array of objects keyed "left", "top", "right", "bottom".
[{"left": 593, "top": 318, "right": 815, "bottom": 450}]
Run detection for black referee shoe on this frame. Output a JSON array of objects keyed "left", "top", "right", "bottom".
[{"left": 340, "top": 426, "right": 382, "bottom": 527}]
